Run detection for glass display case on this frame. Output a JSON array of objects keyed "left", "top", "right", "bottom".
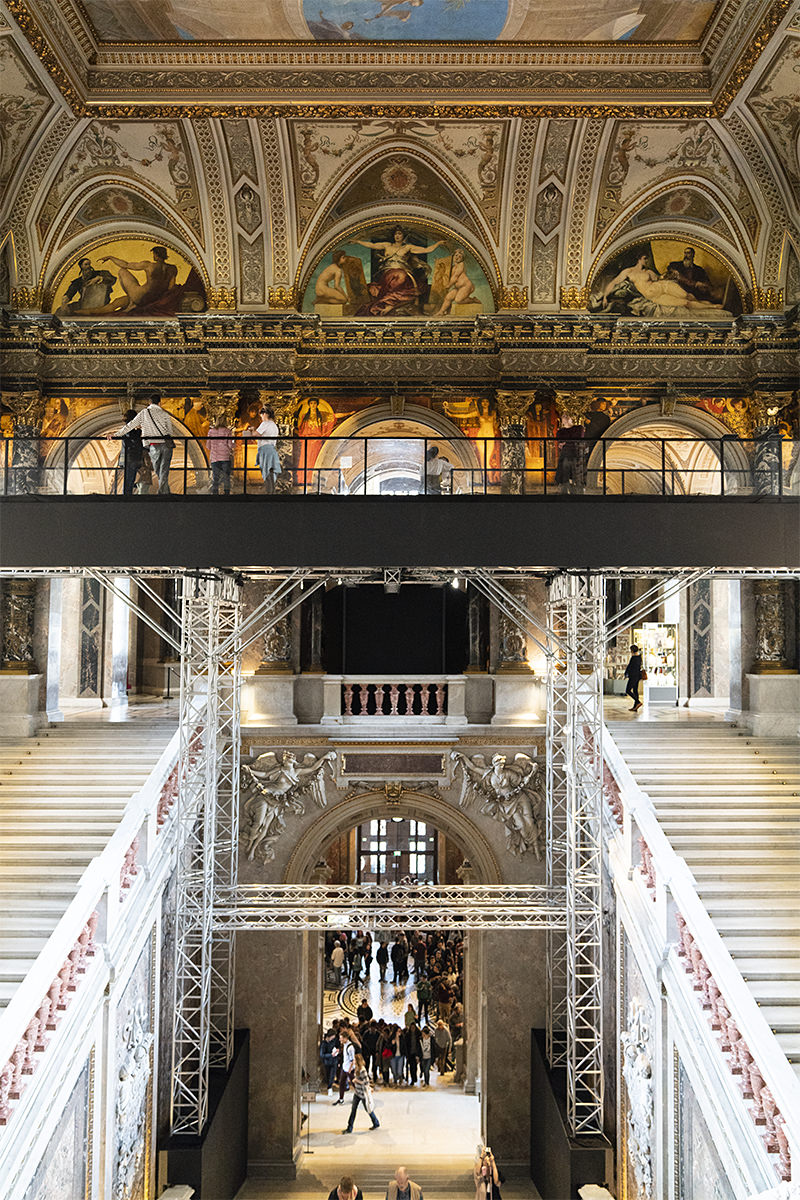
[{"left": 634, "top": 622, "right": 678, "bottom": 704}]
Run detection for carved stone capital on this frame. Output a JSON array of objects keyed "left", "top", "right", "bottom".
[
  {"left": 555, "top": 389, "right": 595, "bottom": 423},
  {"left": 207, "top": 286, "right": 237, "bottom": 311},
  {"left": 495, "top": 390, "right": 534, "bottom": 425},
  {"left": 750, "top": 390, "right": 794, "bottom": 430},
  {"left": 2, "top": 390, "right": 46, "bottom": 434},
  {"left": 746, "top": 286, "right": 784, "bottom": 313},
  {"left": 200, "top": 388, "right": 239, "bottom": 425},
  {"left": 560, "top": 285, "right": 589, "bottom": 310},
  {"left": 10, "top": 287, "right": 43, "bottom": 312},
  {"left": 268, "top": 285, "right": 298, "bottom": 310},
  {"left": 499, "top": 286, "right": 528, "bottom": 310}
]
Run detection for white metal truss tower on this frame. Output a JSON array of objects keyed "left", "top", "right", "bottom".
[
  {"left": 546, "top": 572, "right": 605, "bottom": 1136},
  {"left": 171, "top": 572, "right": 241, "bottom": 1136}
]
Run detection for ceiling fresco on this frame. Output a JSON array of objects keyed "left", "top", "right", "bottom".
[{"left": 77, "top": 0, "right": 718, "bottom": 43}]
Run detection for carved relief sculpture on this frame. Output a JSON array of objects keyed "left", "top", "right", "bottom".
[
  {"left": 752, "top": 580, "right": 787, "bottom": 671},
  {"left": 242, "top": 750, "right": 336, "bottom": 862},
  {"left": 450, "top": 750, "right": 544, "bottom": 858},
  {"left": 1, "top": 579, "right": 38, "bottom": 672},
  {"left": 620, "top": 997, "right": 654, "bottom": 1199},
  {"left": 114, "top": 1000, "right": 154, "bottom": 1200}
]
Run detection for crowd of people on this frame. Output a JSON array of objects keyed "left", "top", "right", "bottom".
[
  {"left": 320, "top": 931, "right": 465, "bottom": 1124},
  {"left": 326, "top": 1149, "right": 504, "bottom": 1200}
]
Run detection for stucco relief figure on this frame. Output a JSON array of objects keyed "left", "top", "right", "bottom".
[
  {"left": 621, "top": 998, "right": 654, "bottom": 1199},
  {"left": 450, "top": 750, "right": 544, "bottom": 858},
  {"left": 242, "top": 750, "right": 336, "bottom": 863},
  {"left": 114, "top": 1000, "right": 154, "bottom": 1200}
]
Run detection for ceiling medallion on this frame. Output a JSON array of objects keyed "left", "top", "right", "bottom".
[{"left": 380, "top": 159, "right": 418, "bottom": 198}]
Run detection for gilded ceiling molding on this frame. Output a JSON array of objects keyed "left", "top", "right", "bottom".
[
  {"left": 710, "top": 0, "right": 794, "bottom": 112},
  {"left": 503, "top": 119, "right": 538, "bottom": 287},
  {"left": 724, "top": 109, "right": 798, "bottom": 286},
  {"left": 562, "top": 119, "right": 604, "bottom": 290},
  {"left": 3, "top": 108, "right": 76, "bottom": 287},
  {"left": 192, "top": 118, "right": 231, "bottom": 285},
  {"left": 296, "top": 140, "right": 499, "bottom": 280},
  {"left": 258, "top": 117, "right": 291, "bottom": 289}
]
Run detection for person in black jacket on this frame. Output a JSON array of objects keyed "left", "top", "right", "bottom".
[
  {"left": 118, "top": 408, "right": 143, "bottom": 496},
  {"left": 376, "top": 940, "right": 389, "bottom": 982},
  {"left": 327, "top": 1174, "right": 364, "bottom": 1200},
  {"left": 624, "top": 644, "right": 644, "bottom": 712}
]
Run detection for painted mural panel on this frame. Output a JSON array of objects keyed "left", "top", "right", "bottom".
[
  {"left": 37, "top": 122, "right": 202, "bottom": 244},
  {"left": 0, "top": 36, "right": 51, "bottom": 192},
  {"left": 303, "top": 222, "right": 495, "bottom": 317},
  {"left": 748, "top": 38, "right": 800, "bottom": 191},
  {"left": 677, "top": 1055, "right": 736, "bottom": 1200},
  {"left": 78, "top": 0, "right": 716, "bottom": 42},
  {"left": 589, "top": 239, "right": 742, "bottom": 318},
  {"left": 50, "top": 238, "right": 205, "bottom": 317},
  {"left": 595, "top": 121, "right": 759, "bottom": 246},
  {"left": 113, "top": 933, "right": 155, "bottom": 1200},
  {"left": 22, "top": 1054, "right": 91, "bottom": 1200}
]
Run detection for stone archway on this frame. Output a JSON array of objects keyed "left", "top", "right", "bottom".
[
  {"left": 284, "top": 787, "right": 503, "bottom": 885},
  {"left": 313, "top": 402, "right": 481, "bottom": 494},
  {"left": 590, "top": 404, "right": 751, "bottom": 495}
]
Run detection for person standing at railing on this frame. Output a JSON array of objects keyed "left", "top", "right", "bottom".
[
  {"left": 624, "top": 644, "right": 644, "bottom": 713},
  {"left": 247, "top": 405, "right": 282, "bottom": 493},
  {"left": 117, "top": 408, "right": 143, "bottom": 496},
  {"left": 206, "top": 415, "right": 234, "bottom": 495},
  {"left": 580, "top": 399, "right": 612, "bottom": 492},
  {"left": 555, "top": 413, "right": 585, "bottom": 494},
  {"left": 106, "top": 392, "right": 177, "bottom": 495}
]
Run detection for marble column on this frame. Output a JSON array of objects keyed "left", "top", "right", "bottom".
[
  {"left": 462, "top": 929, "right": 482, "bottom": 1094},
  {"left": 1, "top": 579, "right": 38, "bottom": 672},
  {"left": 306, "top": 590, "right": 323, "bottom": 673},
  {"left": 5, "top": 390, "right": 46, "bottom": 495},
  {"left": 465, "top": 586, "right": 488, "bottom": 673},
  {"left": 45, "top": 577, "right": 64, "bottom": 721},
  {"left": 496, "top": 392, "right": 533, "bottom": 495}
]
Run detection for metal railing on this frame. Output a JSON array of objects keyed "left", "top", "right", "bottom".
[{"left": 1, "top": 434, "right": 797, "bottom": 498}]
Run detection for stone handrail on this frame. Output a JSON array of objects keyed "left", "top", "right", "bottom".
[
  {"left": 0, "top": 724, "right": 181, "bottom": 1128},
  {"left": 603, "top": 724, "right": 800, "bottom": 1181}
]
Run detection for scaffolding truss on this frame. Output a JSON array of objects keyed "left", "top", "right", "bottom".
[
  {"left": 212, "top": 884, "right": 570, "bottom": 930},
  {"left": 170, "top": 572, "right": 242, "bottom": 1137},
  {"left": 547, "top": 573, "right": 605, "bottom": 1136}
]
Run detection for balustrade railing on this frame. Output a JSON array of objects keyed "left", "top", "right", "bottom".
[
  {"left": 341, "top": 680, "right": 448, "bottom": 717},
  {"left": 0, "top": 723, "right": 182, "bottom": 1141},
  {"left": 1, "top": 435, "right": 797, "bottom": 498},
  {"left": 603, "top": 726, "right": 800, "bottom": 1185}
]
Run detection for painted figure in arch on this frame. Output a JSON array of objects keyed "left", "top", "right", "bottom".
[
  {"left": 432, "top": 247, "right": 477, "bottom": 316},
  {"left": 601, "top": 253, "right": 726, "bottom": 315},
  {"left": 352, "top": 225, "right": 445, "bottom": 316},
  {"left": 100, "top": 245, "right": 178, "bottom": 312},
  {"left": 296, "top": 397, "right": 337, "bottom": 488},
  {"left": 315, "top": 249, "right": 350, "bottom": 306},
  {"left": 56, "top": 257, "right": 117, "bottom": 316}
]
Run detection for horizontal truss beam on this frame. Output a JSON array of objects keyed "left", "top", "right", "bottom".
[{"left": 212, "top": 884, "right": 571, "bottom": 930}]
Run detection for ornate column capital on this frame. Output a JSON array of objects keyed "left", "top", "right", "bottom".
[
  {"left": 749, "top": 390, "right": 794, "bottom": 431},
  {"left": 2, "top": 390, "right": 46, "bottom": 435},
  {"left": 201, "top": 389, "right": 239, "bottom": 426},
  {"left": 555, "top": 389, "right": 595, "bottom": 424},
  {"left": 259, "top": 389, "right": 299, "bottom": 434},
  {"left": 495, "top": 390, "right": 534, "bottom": 429}
]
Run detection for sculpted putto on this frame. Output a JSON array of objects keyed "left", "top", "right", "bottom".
[
  {"left": 242, "top": 750, "right": 335, "bottom": 863},
  {"left": 450, "top": 750, "right": 544, "bottom": 858}
]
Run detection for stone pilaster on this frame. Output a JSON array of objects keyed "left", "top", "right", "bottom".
[
  {"left": 495, "top": 585, "right": 531, "bottom": 674},
  {"left": 306, "top": 591, "right": 323, "bottom": 673},
  {"left": 466, "top": 586, "right": 488, "bottom": 673}
]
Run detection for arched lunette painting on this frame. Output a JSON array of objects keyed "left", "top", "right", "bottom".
[
  {"left": 303, "top": 223, "right": 495, "bottom": 318},
  {"left": 588, "top": 238, "right": 743, "bottom": 319},
  {"left": 50, "top": 238, "right": 206, "bottom": 318}
]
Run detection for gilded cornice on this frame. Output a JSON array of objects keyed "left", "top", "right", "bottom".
[{"left": 5, "top": 0, "right": 790, "bottom": 119}]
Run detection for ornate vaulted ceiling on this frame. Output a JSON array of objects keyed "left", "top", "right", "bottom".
[
  {"left": 3, "top": 0, "right": 793, "bottom": 115},
  {"left": 0, "top": 0, "right": 798, "bottom": 319}
]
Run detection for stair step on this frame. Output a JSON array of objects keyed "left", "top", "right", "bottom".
[
  {"left": 732, "top": 958, "right": 800, "bottom": 980},
  {"left": 743, "top": 981, "right": 800, "bottom": 1003},
  {"left": 756, "top": 1007, "right": 800, "bottom": 1033},
  {"left": 777, "top": 1034, "right": 800, "bottom": 1059}
]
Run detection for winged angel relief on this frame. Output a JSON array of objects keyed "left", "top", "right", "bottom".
[
  {"left": 450, "top": 751, "right": 544, "bottom": 859},
  {"left": 242, "top": 750, "right": 336, "bottom": 863}
]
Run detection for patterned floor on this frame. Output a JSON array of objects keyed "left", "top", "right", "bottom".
[{"left": 324, "top": 969, "right": 424, "bottom": 1026}]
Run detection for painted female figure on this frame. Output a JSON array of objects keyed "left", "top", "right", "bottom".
[
  {"left": 351, "top": 226, "right": 445, "bottom": 317},
  {"left": 295, "top": 397, "right": 336, "bottom": 490}
]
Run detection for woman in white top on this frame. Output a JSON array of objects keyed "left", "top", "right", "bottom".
[
  {"left": 334, "top": 1029, "right": 357, "bottom": 1105},
  {"left": 250, "top": 405, "right": 282, "bottom": 493}
]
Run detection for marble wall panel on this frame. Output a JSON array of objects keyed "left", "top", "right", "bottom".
[
  {"left": 621, "top": 931, "right": 656, "bottom": 1200},
  {"left": 676, "top": 1054, "right": 736, "bottom": 1200},
  {"left": 112, "top": 932, "right": 155, "bottom": 1200}
]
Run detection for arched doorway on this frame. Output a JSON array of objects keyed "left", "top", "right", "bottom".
[
  {"left": 589, "top": 405, "right": 751, "bottom": 495},
  {"left": 41, "top": 404, "right": 208, "bottom": 494},
  {"left": 312, "top": 404, "right": 481, "bottom": 495}
]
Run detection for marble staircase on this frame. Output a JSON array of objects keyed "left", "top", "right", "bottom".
[
  {"left": 608, "top": 720, "right": 800, "bottom": 1086},
  {"left": 0, "top": 719, "right": 175, "bottom": 1015}
]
